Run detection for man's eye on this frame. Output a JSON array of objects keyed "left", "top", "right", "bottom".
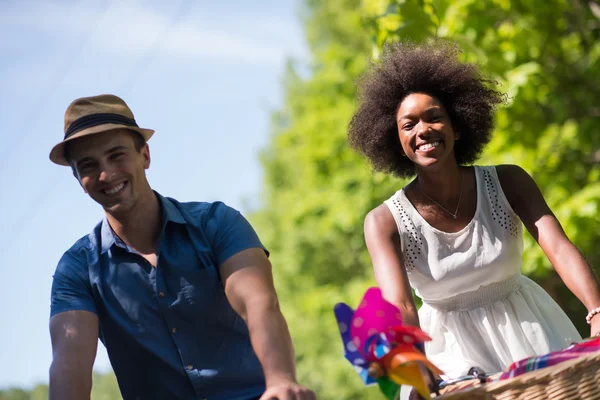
[{"left": 111, "top": 152, "right": 125, "bottom": 160}]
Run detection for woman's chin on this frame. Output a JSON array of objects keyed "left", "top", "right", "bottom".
[{"left": 414, "top": 154, "right": 455, "bottom": 171}]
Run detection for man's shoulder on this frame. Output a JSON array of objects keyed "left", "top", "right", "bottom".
[
  {"left": 58, "top": 221, "right": 103, "bottom": 267},
  {"left": 168, "top": 197, "right": 213, "bottom": 214},
  {"left": 165, "top": 196, "right": 241, "bottom": 224}
]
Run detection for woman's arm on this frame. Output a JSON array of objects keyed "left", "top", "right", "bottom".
[
  {"left": 365, "top": 205, "right": 436, "bottom": 398},
  {"left": 364, "top": 204, "right": 420, "bottom": 328},
  {"left": 497, "top": 164, "right": 600, "bottom": 336}
]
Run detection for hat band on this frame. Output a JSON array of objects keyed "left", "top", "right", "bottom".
[{"left": 64, "top": 113, "right": 139, "bottom": 139}]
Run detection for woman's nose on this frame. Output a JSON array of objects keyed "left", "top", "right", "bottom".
[{"left": 416, "top": 121, "right": 431, "bottom": 135}]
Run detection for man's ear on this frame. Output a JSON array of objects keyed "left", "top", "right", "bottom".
[
  {"left": 71, "top": 166, "right": 87, "bottom": 193},
  {"left": 142, "top": 144, "right": 151, "bottom": 169}
]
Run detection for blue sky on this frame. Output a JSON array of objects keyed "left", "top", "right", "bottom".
[{"left": 0, "top": 0, "right": 307, "bottom": 389}]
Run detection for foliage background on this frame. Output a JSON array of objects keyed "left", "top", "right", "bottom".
[
  {"left": 3, "top": 0, "right": 598, "bottom": 398},
  {"left": 253, "top": 0, "right": 600, "bottom": 398}
]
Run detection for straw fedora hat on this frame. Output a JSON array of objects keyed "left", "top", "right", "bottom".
[{"left": 49, "top": 94, "right": 154, "bottom": 166}]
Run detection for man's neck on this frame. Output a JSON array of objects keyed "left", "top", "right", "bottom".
[{"left": 106, "top": 188, "right": 161, "bottom": 255}]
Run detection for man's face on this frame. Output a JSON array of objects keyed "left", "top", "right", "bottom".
[{"left": 68, "top": 129, "right": 150, "bottom": 216}]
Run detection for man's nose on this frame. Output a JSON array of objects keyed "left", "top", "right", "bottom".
[{"left": 98, "top": 166, "right": 116, "bottom": 182}]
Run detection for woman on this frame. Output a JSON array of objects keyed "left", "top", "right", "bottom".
[{"left": 347, "top": 39, "right": 600, "bottom": 380}]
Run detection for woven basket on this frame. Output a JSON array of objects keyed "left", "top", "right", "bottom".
[{"left": 434, "top": 351, "right": 600, "bottom": 399}]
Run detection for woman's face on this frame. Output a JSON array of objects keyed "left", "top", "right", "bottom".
[{"left": 396, "top": 92, "right": 458, "bottom": 170}]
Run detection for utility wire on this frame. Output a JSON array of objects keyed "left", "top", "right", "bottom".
[
  {"left": 0, "top": 1, "right": 115, "bottom": 170},
  {"left": 1, "top": 0, "right": 196, "bottom": 254}
]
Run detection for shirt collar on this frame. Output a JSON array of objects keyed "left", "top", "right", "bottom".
[
  {"left": 100, "top": 191, "right": 186, "bottom": 254},
  {"left": 156, "top": 191, "right": 186, "bottom": 225}
]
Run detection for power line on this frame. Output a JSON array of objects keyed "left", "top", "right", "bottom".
[
  {"left": 1, "top": 0, "right": 196, "bottom": 254},
  {"left": 0, "top": 1, "right": 115, "bottom": 171},
  {"left": 117, "top": 0, "right": 195, "bottom": 94}
]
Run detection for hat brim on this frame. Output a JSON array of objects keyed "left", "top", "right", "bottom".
[{"left": 49, "top": 124, "right": 155, "bottom": 166}]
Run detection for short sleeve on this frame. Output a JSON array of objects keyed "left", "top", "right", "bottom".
[
  {"left": 205, "top": 202, "right": 269, "bottom": 267},
  {"left": 50, "top": 250, "right": 97, "bottom": 317}
]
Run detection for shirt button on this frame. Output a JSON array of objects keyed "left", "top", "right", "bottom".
[
  {"left": 172, "top": 327, "right": 177, "bottom": 333},
  {"left": 158, "top": 292, "right": 165, "bottom": 297},
  {"left": 186, "top": 364, "right": 193, "bottom": 370}
]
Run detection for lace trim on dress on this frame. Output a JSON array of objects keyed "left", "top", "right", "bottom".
[
  {"left": 482, "top": 168, "right": 520, "bottom": 238},
  {"left": 390, "top": 195, "right": 423, "bottom": 272}
]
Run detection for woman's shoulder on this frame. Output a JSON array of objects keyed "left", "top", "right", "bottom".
[
  {"left": 477, "top": 164, "right": 535, "bottom": 210},
  {"left": 471, "top": 164, "right": 531, "bottom": 183},
  {"left": 482, "top": 164, "right": 532, "bottom": 187},
  {"left": 364, "top": 203, "right": 400, "bottom": 239}
]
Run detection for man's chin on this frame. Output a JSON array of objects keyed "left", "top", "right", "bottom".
[{"left": 102, "top": 201, "right": 132, "bottom": 217}]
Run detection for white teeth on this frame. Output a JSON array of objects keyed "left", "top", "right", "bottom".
[
  {"left": 105, "top": 183, "right": 125, "bottom": 194},
  {"left": 418, "top": 141, "right": 440, "bottom": 151}
]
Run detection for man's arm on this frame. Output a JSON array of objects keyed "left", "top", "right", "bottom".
[
  {"left": 49, "top": 310, "right": 99, "bottom": 400},
  {"left": 220, "top": 248, "right": 315, "bottom": 400}
]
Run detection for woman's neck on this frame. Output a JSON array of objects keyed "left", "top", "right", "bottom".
[{"left": 414, "top": 163, "right": 463, "bottom": 202}]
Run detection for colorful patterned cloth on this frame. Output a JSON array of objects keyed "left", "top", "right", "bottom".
[{"left": 499, "top": 336, "right": 600, "bottom": 380}]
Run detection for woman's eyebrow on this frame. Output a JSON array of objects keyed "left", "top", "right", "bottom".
[{"left": 397, "top": 106, "right": 442, "bottom": 121}]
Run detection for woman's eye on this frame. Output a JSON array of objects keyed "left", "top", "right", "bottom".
[{"left": 403, "top": 123, "right": 414, "bottom": 130}]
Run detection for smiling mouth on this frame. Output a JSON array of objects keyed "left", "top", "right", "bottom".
[
  {"left": 416, "top": 141, "right": 441, "bottom": 151},
  {"left": 103, "top": 181, "right": 127, "bottom": 195}
]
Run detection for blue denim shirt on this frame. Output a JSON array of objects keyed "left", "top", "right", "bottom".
[{"left": 50, "top": 192, "right": 267, "bottom": 399}]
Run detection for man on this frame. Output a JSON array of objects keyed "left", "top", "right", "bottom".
[{"left": 48, "top": 94, "right": 315, "bottom": 400}]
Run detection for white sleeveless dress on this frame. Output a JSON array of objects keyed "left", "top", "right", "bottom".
[{"left": 384, "top": 165, "right": 581, "bottom": 378}]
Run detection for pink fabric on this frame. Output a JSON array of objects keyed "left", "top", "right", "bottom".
[{"left": 499, "top": 336, "right": 600, "bottom": 380}]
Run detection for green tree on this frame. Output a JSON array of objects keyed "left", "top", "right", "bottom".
[
  {"left": 0, "top": 372, "right": 121, "bottom": 400},
  {"left": 252, "top": 0, "right": 600, "bottom": 398},
  {"left": 90, "top": 372, "right": 122, "bottom": 400},
  {"left": 364, "top": 0, "right": 600, "bottom": 331},
  {"left": 0, "top": 388, "right": 29, "bottom": 400}
]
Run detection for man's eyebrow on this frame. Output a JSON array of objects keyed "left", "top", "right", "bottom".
[
  {"left": 397, "top": 106, "right": 442, "bottom": 121},
  {"left": 104, "top": 145, "right": 128, "bottom": 155},
  {"left": 76, "top": 157, "right": 94, "bottom": 168},
  {"left": 75, "top": 145, "right": 128, "bottom": 167}
]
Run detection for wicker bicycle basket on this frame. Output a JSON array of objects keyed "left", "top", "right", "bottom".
[{"left": 434, "top": 350, "right": 600, "bottom": 400}]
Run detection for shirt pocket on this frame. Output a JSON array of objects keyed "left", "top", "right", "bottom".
[{"left": 178, "top": 266, "right": 222, "bottom": 306}]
